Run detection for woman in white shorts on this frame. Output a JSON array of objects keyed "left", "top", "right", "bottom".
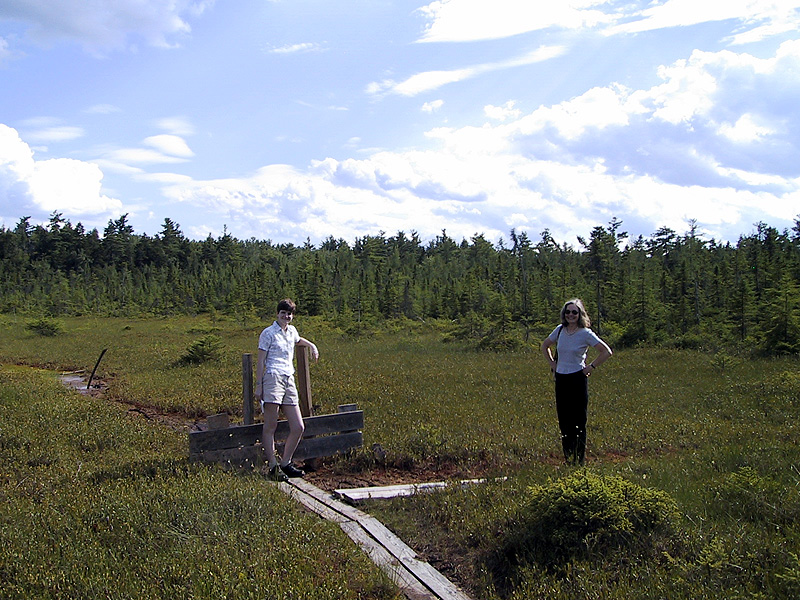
[{"left": 255, "top": 298, "right": 319, "bottom": 481}]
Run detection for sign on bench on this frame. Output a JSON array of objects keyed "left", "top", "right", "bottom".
[{"left": 188, "top": 351, "right": 363, "bottom": 468}]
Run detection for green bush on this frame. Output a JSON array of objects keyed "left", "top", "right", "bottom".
[
  {"left": 179, "top": 334, "right": 225, "bottom": 364},
  {"left": 491, "top": 470, "right": 680, "bottom": 573},
  {"left": 25, "top": 316, "right": 63, "bottom": 336},
  {"left": 476, "top": 330, "right": 524, "bottom": 352}
]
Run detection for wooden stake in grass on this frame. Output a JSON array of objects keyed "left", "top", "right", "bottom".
[
  {"left": 242, "top": 353, "right": 255, "bottom": 425},
  {"left": 87, "top": 348, "right": 108, "bottom": 391}
]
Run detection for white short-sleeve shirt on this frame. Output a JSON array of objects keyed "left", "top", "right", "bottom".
[{"left": 258, "top": 321, "right": 300, "bottom": 376}]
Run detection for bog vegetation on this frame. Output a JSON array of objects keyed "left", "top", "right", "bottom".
[
  {"left": 1, "top": 313, "right": 799, "bottom": 599},
  {"left": 1, "top": 212, "right": 800, "bottom": 598},
  {"left": 0, "top": 363, "right": 398, "bottom": 600}
]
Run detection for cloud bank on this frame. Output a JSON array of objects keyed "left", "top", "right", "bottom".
[{"left": 158, "top": 40, "right": 799, "bottom": 243}]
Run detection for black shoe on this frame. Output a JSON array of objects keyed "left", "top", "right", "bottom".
[
  {"left": 280, "top": 463, "right": 305, "bottom": 478},
  {"left": 267, "top": 465, "right": 289, "bottom": 482}
]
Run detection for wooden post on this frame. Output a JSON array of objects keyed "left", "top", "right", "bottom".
[
  {"left": 296, "top": 345, "right": 313, "bottom": 417},
  {"left": 242, "top": 353, "right": 254, "bottom": 425}
]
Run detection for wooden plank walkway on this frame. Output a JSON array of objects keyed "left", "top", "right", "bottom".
[
  {"left": 278, "top": 478, "right": 473, "bottom": 600},
  {"left": 334, "top": 479, "right": 495, "bottom": 502}
]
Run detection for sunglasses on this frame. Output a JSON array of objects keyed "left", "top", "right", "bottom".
[{"left": 564, "top": 309, "right": 579, "bottom": 315}]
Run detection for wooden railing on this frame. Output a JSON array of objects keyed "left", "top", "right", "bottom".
[{"left": 188, "top": 350, "right": 363, "bottom": 467}]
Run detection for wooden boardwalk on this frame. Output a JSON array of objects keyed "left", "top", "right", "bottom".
[{"left": 279, "top": 478, "right": 473, "bottom": 600}]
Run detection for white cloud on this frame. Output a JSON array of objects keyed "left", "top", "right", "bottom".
[
  {"left": 719, "top": 114, "right": 775, "bottom": 142},
  {"left": 367, "top": 45, "right": 565, "bottom": 97},
  {"left": 22, "top": 125, "right": 85, "bottom": 144},
  {"left": 0, "top": 0, "right": 214, "bottom": 53},
  {"left": 143, "top": 134, "right": 194, "bottom": 158},
  {"left": 416, "top": 0, "right": 612, "bottom": 43},
  {"left": 645, "top": 56, "right": 719, "bottom": 125},
  {"left": 85, "top": 104, "right": 123, "bottom": 115},
  {"left": 0, "top": 36, "right": 11, "bottom": 64},
  {"left": 106, "top": 147, "right": 190, "bottom": 165},
  {"left": 155, "top": 40, "right": 800, "bottom": 245},
  {"left": 91, "top": 159, "right": 145, "bottom": 176},
  {"left": 606, "top": 0, "right": 800, "bottom": 40},
  {"left": 156, "top": 117, "right": 195, "bottom": 136},
  {"left": 422, "top": 100, "right": 445, "bottom": 113},
  {"left": 28, "top": 158, "right": 121, "bottom": 213},
  {"left": 485, "top": 101, "right": 521, "bottom": 121},
  {"left": 0, "top": 124, "right": 122, "bottom": 220},
  {"left": 268, "top": 42, "right": 323, "bottom": 54},
  {"left": 139, "top": 172, "right": 193, "bottom": 184},
  {"left": 513, "top": 84, "right": 634, "bottom": 141},
  {"left": 95, "top": 131, "right": 195, "bottom": 170}
]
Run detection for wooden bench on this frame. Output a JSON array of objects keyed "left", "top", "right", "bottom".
[{"left": 188, "top": 351, "right": 363, "bottom": 468}]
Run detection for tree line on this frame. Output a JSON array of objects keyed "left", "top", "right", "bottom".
[{"left": 2, "top": 212, "right": 800, "bottom": 355}]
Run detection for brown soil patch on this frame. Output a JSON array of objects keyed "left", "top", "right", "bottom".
[
  {"left": 60, "top": 370, "right": 201, "bottom": 434},
  {"left": 304, "top": 457, "right": 491, "bottom": 492}
]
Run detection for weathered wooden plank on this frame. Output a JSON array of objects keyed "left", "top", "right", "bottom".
[
  {"left": 280, "top": 479, "right": 436, "bottom": 597},
  {"left": 295, "top": 346, "right": 313, "bottom": 417},
  {"left": 190, "top": 431, "right": 362, "bottom": 465},
  {"left": 358, "top": 516, "right": 470, "bottom": 600},
  {"left": 280, "top": 484, "right": 350, "bottom": 523},
  {"left": 339, "top": 521, "right": 434, "bottom": 600},
  {"left": 335, "top": 479, "right": 493, "bottom": 502},
  {"left": 290, "top": 478, "right": 371, "bottom": 522},
  {"left": 188, "top": 411, "right": 363, "bottom": 453},
  {"left": 283, "top": 479, "right": 474, "bottom": 600},
  {"left": 359, "top": 516, "right": 419, "bottom": 562},
  {"left": 401, "top": 559, "right": 471, "bottom": 600},
  {"left": 207, "top": 413, "right": 230, "bottom": 430},
  {"left": 242, "top": 354, "right": 255, "bottom": 425},
  {"left": 292, "top": 431, "right": 363, "bottom": 460}
]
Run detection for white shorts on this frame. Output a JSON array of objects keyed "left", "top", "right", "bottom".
[{"left": 260, "top": 372, "right": 299, "bottom": 408}]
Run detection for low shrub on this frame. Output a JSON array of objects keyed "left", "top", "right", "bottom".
[
  {"left": 179, "top": 334, "right": 225, "bottom": 364},
  {"left": 25, "top": 316, "right": 63, "bottom": 336},
  {"left": 488, "top": 470, "right": 680, "bottom": 581},
  {"left": 476, "top": 330, "right": 524, "bottom": 352}
]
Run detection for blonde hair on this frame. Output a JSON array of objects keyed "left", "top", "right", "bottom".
[{"left": 560, "top": 298, "right": 591, "bottom": 328}]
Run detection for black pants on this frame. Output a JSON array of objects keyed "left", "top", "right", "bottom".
[{"left": 554, "top": 371, "right": 589, "bottom": 465}]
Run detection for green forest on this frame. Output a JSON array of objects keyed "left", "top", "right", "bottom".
[{"left": 2, "top": 211, "right": 800, "bottom": 355}]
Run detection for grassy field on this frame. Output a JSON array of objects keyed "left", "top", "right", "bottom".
[
  {"left": 0, "top": 363, "right": 399, "bottom": 600},
  {"left": 2, "top": 313, "right": 799, "bottom": 599}
]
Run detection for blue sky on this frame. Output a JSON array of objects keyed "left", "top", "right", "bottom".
[{"left": 1, "top": 0, "right": 798, "bottom": 246}]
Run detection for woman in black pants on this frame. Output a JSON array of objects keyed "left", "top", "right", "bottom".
[{"left": 541, "top": 299, "right": 612, "bottom": 465}]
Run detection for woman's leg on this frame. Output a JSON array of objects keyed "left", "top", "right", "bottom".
[
  {"left": 280, "top": 403, "right": 306, "bottom": 465},
  {"left": 261, "top": 403, "right": 280, "bottom": 468},
  {"left": 574, "top": 374, "right": 588, "bottom": 465},
  {"left": 555, "top": 372, "right": 588, "bottom": 465},
  {"left": 555, "top": 374, "right": 575, "bottom": 463}
]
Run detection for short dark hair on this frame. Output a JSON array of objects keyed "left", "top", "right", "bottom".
[{"left": 277, "top": 298, "right": 296, "bottom": 313}]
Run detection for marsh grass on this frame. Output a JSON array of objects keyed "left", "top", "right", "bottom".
[
  {"left": 0, "top": 365, "right": 399, "bottom": 599},
  {"left": 1, "top": 314, "right": 799, "bottom": 598}
]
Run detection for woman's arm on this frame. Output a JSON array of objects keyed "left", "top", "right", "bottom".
[
  {"left": 582, "top": 339, "right": 612, "bottom": 375},
  {"left": 296, "top": 337, "right": 319, "bottom": 361},
  {"left": 541, "top": 336, "right": 557, "bottom": 372}
]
